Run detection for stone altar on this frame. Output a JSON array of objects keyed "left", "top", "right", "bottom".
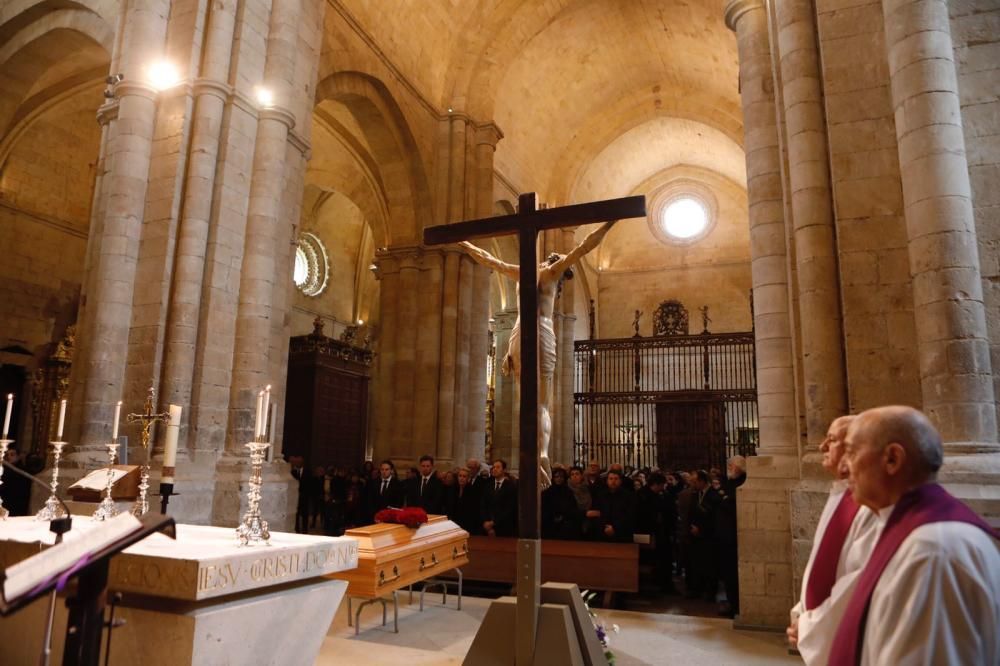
[{"left": 0, "top": 517, "right": 359, "bottom": 665}]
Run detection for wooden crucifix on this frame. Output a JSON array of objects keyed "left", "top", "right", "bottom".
[{"left": 424, "top": 192, "right": 646, "bottom": 664}]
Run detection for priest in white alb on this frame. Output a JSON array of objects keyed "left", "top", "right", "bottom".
[
  {"left": 829, "top": 405, "right": 1000, "bottom": 665},
  {"left": 787, "top": 415, "right": 881, "bottom": 665}
]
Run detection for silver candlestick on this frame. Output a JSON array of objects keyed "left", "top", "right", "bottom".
[
  {"left": 36, "top": 440, "right": 68, "bottom": 520},
  {"left": 236, "top": 438, "right": 271, "bottom": 546},
  {"left": 0, "top": 438, "right": 11, "bottom": 520},
  {"left": 92, "top": 439, "right": 121, "bottom": 521}
]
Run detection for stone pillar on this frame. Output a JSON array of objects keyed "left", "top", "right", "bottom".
[
  {"left": 451, "top": 256, "right": 475, "bottom": 463},
  {"left": 465, "top": 263, "right": 491, "bottom": 462},
  {"left": 390, "top": 250, "right": 420, "bottom": 457},
  {"left": 372, "top": 253, "right": 401, "bottom": 461},
  {"left": 226, "top": 0, "right": 300, "bottom": 450},
  {"left": 882, "top": 0, "right": 998, "bottom": 448},
  {"left": 436, "top": 251, "right": 460, "bottom": 458},
  {"left": 160, "top": 0, "right": 239, "bottom": 452},
  {"left": 773, "top": 0, "right": 848, "bottom": 452},
  {"left": 727, "top": 0, "right": 800, "bottom": 630},
  {"left": 76, "top": 0, "right": 171, "bottom": 446},
  {"left": 414, "top": 252, "right": 444, "bottom": 453},
  {"left": 491, "top": 309, "right": 519, "bottom": 465}
]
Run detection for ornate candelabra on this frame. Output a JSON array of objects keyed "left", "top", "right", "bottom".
[
  {"left": 127, "top": 388, "right": 170, "bottom": 517},
  {"left": 0, "top": 437, "right": 11, "bottom": 520},
  {"left": 35, "top": 440, "right": 68, "bottom": 520},
  {"left": 92, "top": 439, "right": 121, "bottom": 521},
  {"left": 236, "top": 437, "right": 271, "bottom": 546}
]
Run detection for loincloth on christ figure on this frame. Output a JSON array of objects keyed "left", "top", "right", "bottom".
[{"left": 503, "top": 315, "right": 557, "bottom": 379}]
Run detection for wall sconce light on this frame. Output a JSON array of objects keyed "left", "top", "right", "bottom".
[
  {"left": 255, "top": 86, "right": 275, "bottom": 107},
  {"left": 147, "top": 61, "right": 180, "bottom": 91}
]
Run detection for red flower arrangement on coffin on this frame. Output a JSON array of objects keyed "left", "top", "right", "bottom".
[{"left": 374, "top": 507, "right": 429, "bottom": 528}]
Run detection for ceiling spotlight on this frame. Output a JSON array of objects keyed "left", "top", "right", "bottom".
[
  {"left": 447, "top": 108, "right": 453, "bottom": 113},
  {"left": 147, "top": 61, "right": 180, "bottom": 91},
  {"left": 357, "top": 319, "right": 364, "bottom": 326},
  {"left": 255, "top": 86, "right": 275, "bottom": 107}
]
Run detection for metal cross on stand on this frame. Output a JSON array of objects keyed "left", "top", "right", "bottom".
[
  {"left": 126, "top": 387, "right": 170, "bottom": 516},
  {"left": 425, "top": 192, "right": 646, "bottom": 665}
]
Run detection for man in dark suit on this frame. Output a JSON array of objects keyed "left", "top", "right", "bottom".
[
  {"left": 596, "top": 469, "right": 635, "bottom": 543},
  {"left": 686, "top": 469, "right": 720, "bottom": 600},
  {"left": 406, "top": 454, "right": 444, "bottom": 514},
  {"left": 366, "top": 459, "right": 403, "bottom": 522},
  {"left": 481, "top": 459, "right": 517, "bottom": 537}
]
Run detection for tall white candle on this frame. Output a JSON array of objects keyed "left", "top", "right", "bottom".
[
  {"left": 262, "top": 385, "right": 271, "bottom": 438},
  {"left": 162, "top": 404, "right": 181, "bottom": 484},
  {"left": 255, "top": 390, "right": 264, "bottom": 438},
  {"left": 2, "top": 393, "right": 12, "bottom": 438},
  {"left": 56, "top": 399, "right": 67, "bottom": 440},
  {"left": 111, "top": 400, "right": 122, "bottom": 441}
]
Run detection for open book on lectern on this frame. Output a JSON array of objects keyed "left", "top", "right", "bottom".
[{"left": 0, "top": 512, "right": 175, "bottom": 615}]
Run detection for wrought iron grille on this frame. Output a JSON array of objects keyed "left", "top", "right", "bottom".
[{"left": 573, "top": 332, "right": 759, "bottom": 471}]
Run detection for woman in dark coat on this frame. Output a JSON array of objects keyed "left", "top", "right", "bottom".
[
  {"left": 541, "top": 467, "right": 582, "bottom": 540},
  {"left": 446, "top": 467, "right": 482, "bottom": 535}
]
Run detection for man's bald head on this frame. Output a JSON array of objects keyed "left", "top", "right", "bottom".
[{"left": 843, "top": 405, "right": 943, "bottom": 508}]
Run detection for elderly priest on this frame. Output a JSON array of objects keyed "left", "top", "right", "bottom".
[
  {"left": 788, "top": 415, "right": 881, "bottom": 665},
  {"left": 828, "top": 405, "right": 1000, "bottom": 665}
]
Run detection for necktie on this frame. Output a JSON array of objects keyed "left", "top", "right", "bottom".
[
  {"left": 381, "top": 480, "right": 387, "bottom": 495},
  {"left": 495, "top": 481, "right": 501, "bottom": 491},
  {"left": 421, "top": 477, "right": 427, "bottom": 496}
]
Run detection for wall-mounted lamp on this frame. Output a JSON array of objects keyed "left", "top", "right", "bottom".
[
  {"left": 255, "top": 86, "right": 275, "bottom": 107},
  {"left": 147, "top": 61, "right": 180, "bottom": 91}
]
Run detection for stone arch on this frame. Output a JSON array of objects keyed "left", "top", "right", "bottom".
[{"left": 314, "top": 71, "right": 432, "bottom": 246}]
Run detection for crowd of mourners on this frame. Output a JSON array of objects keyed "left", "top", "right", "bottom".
[{"left": 289, "top": 452, "right": 748, "bottom": 616}]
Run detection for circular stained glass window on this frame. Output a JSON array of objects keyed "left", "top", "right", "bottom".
[{"left": 293, "top": 232, "right": 329, "bottom": 296}]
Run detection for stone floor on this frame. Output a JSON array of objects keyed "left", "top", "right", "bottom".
[{"left": 316, "top": 593, "right": 799, "bottom": 665}]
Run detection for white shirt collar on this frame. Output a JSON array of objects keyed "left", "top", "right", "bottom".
[{"left": 876, "top": 503, "right": 896, "bottom": 524}]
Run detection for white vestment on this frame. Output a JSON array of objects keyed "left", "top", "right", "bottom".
[
  {"left": 859, "top": 509, "right": 1000, "bottom": 666},
  {"left": 792, "top": 481, "right": 882, "bottom": 666}
]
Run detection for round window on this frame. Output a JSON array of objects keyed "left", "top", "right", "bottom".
[
  {"left": 648, "top": 182, "right": 718, "bottom": 246},
  {"left": 662, "top": 197, "right": 708, "bottom": 240},
  {"left": 293, "top": 232, "right": 329, "bottom": 296}
]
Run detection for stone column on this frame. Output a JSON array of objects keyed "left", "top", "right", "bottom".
[
  {"left": 76, "top": 0, "right": 171, "bottom": 445},
  {"left": 451, "top": 256, "right": 475, "bottom": 463},
  {"left": 436, "top": 251, "right": 460, "bottom": 457},
  {"left": 465, "top": 263, "right": 491, "bottom": 462},
  {"left": 372, "top": 253, "right": 401, "bottom": 462},
  {"left": 726, "top": 0, "right": 800, "bottom": 630},
  {"left": 226, "top": 0, "right": 300, "bottom": 450},
  {"left": 882, "top": 0, "right": 998, "bottom": 448},
  {"left": 727, "top": 0, "right": 799, "bottom": 462},
  {"left": 160, "top": 0, "right": 239, "bottom": 451},
  {"left": 773, "top": 0, "right": 848, "bottom": 450},
  {"left": 491, "top": 309, "right": 519, "bottom": 465},
  {"left": 391, "top": 250, "right": 420, "bottom": 456},
  {"left": 414, "top": 252, "right": 444, "bottom": 453}
]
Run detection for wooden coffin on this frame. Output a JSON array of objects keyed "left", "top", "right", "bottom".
[{"left": 329, "top": 515, "right": 469, "bottom": 598}]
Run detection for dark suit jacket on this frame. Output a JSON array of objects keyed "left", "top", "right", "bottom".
[
  {"left": 480, "top": 477, "right": 518, "bottom": 536},
  {"left": 446, "top": 485, "right": 483, "bottom": 535},
  {"left": 596, "top": 488, "right": 636, "bottom": 543},
  {"left": 366, "top": 477, "right": 404, "bottom": 522},
  {"left": 406, "top": 474, "right": 445, "bottom": 514}
]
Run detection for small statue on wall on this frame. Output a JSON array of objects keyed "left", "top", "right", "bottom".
[
  {"left": 652, "top": 299, "right": 689, "bottom": 336},
  {"left": 340, "top": 325, "right": 358, "bottom": 344},
  {"left": 632, "top": 309, "right": 643, "bottom": 337},
  {"left": 700, "top": 305, "right": 711, "bottom": 334}
]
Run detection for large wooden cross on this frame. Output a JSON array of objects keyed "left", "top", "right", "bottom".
[{"left": 424, "top": 192, "right": 646, "bottom": 664}]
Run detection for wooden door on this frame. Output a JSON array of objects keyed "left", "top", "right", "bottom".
[{"left": 655, "top": 400, "right": 726, "bottom": 471}]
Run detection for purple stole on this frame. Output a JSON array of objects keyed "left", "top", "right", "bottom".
[
  {"left": 805, "top": 489, "right": 860, "bottom": 610},
  {"left": 828, "top": 484, "right": 998, "bottom": 665}
]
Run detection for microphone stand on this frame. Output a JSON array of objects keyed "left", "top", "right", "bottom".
[{"left": 2, "top": 461, "right": 73, "bottom": 666}]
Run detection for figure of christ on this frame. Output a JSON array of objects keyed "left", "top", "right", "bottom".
[{"left": 460, "top": 221, "right": 616, "bottom": 485}]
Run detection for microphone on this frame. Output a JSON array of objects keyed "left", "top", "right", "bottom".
[{"left": 2, "top": 460, "right": 72, "bottom": 538}]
